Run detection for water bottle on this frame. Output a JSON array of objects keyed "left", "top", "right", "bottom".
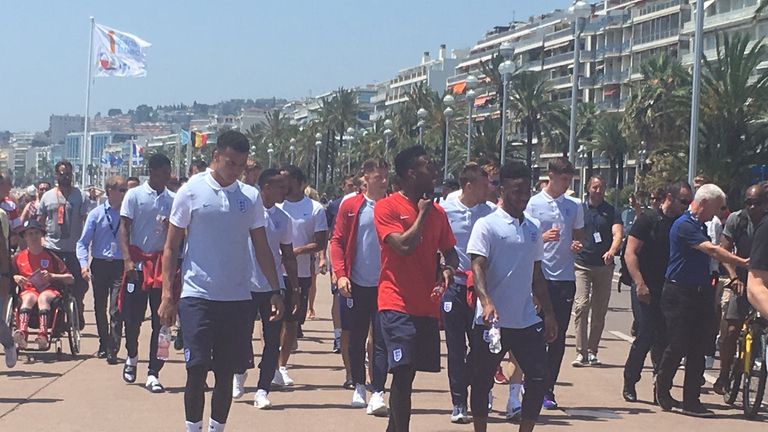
[
  {"left": 157, "top": 325, "right": 171, "bottom": 360},
  {"left": 488, "top": 321, "right": 502, "bottom": 354}
]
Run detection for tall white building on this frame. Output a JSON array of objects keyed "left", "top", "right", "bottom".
[
  {"left": 386, "top": 45, "right": 468, "bottom": 108},
  {"left": 49, "top": 115, "right": 84, "bottom": 145}
]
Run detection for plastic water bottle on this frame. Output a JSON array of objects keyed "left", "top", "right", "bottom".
[
  {"left": 157, "top": 325, "right": 171, "bottom": 360},
  {"left": 488, "top": 321, "right": 502, "bottom": 354}
]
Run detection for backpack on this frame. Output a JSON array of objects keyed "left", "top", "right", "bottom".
[{"left": 618, "top": 209, "right": 663, "bottom": 286}]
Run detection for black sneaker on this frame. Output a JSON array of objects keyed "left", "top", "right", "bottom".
[
  {"left": 106, "top": 351, "right": 118, "bottom": 365},
  {"left": 622, "top": 382, "right": 638, "bottom": 402},
  {"left": 97, "top": 347, "right": 108, "bottom": 359},
  {"left": 173, "top": 328, "right": 184, "bottom": 351},
  {"left": 655, "top": 387, "right": 675, "bottom": 411},
  {"left": 343, "top": 379, "right": 355, "bottom": 390},
  {"left": 123, "top": 364, "right": 137, "bottom": 383},
  {"left": 332, "top": 337, "right": 341, "bottom": 354},
  {"left": 682, "top": 404, "right": 715, "bottom": 418}
]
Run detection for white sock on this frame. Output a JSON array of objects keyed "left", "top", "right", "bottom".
[
  {"left": 508, "top": 383, "right": 522, "bottom": 409},
  {"left": 279, "top": 366, "right": 288, "bottom": 372},
  {"left": 185, "top": 421, "right": 202, "bottom": 432},
  {"left": 334, "top": 328, "right": 342, "bottom": 339},
  {"left": 208, "top": 418, "right": 225, "bottom": 432},
  {"left": 126, "top": 356, "right": 138, "bottom": 366}
]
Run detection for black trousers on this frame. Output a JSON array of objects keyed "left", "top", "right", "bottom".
[
  {"left": 542, "top": 280, "right": 576, "bottom": 397},
  {"left": 440, "top": 283, "right": 474, "bottom": 407},
  {"left": 346, "top": 283, "right": 387, "bottom": 392},
  {"left": 123, "top": 273, "right": 165, "bottom": 377},
  {"left": 656, "top": 281, "right": 714, "bottom": 407},
  {"left": 623, "top": 283, "right": 666, "bottom": 385},
  {"left": 90, "top": 259, "right": 123, "bottom": 353}
]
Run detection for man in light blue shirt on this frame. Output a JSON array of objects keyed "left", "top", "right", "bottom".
[
  {"left": 77, "top": 175, "right": 127, "bottom": 364},
  {"left": 524, "top": 157, "right": 584, "bottom": 410}
]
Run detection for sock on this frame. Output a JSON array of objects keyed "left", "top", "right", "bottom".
[
  {"left": 508, "top": 383, "right": 522, "bottom": 409},
  {"left": 334, "top": 328, "right": 342, "bottom": 340},
  {"left": 208, "top": 418, "right": 225, "bottom": 432},
  {"left": 185, "top": 421, "right": 202, "bottom": 432},
  {"left": 126, "top": 356, "right": 138, "bottom": 366}
]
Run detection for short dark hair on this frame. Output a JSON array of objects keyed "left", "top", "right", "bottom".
[
  {"left": 458, "top": 162, "right": 488, "bottom": 188},
  {"left": 547, "top": 157, "right": 575, "bottom": 175},
  {"left": 191, "top": 159, "right": 208, "bottom": 171},
  {"left": 586, "top": 174, "right": 605, "bottom": 191},
  {"left": 127, "top": 176, "right": 140, "bottom": 184},
  {"left": 148, "top": 153, "right": 171, "bottom": 170},
  {"left": 216, "top": 130, "right": 250, "bottom": 153},
  {"left": 500, "top": 161, "right": 531, "bottom": 183},
  {"left": 280, "top": 164, "right": 306, "bottom": 184},
  {"left": 55, "top": 160, "right": 73, "bottom": 173},
  {"left": 394, "top": 145, "right": 427, "bottom": 178},
  {"left": 665, "top": 180, "right": 692, "bottom": 198},
  {"left": 361, "top": 157, "right": 389, "bottom": 173},
  {"left": 258, "top": 168, "right": 283, "bottom": 188},
  {"left": 340, "top": 174, "right": 355, "bottom": 185}
]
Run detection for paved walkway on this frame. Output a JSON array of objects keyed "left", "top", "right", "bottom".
[{"left": 1, "top": 274, "right": 766, "bottom": 431}]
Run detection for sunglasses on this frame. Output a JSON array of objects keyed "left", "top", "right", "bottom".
[{"left": 745, "top": 199, "right": 764, "bottom": 207}]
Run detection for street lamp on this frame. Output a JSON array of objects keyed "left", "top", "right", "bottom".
[
  {"left": 346, "top": 127, "right": 355, "bottom": 174},
  {"left": 688, "top": 0, "right": 705, "bottom": 185},
  {"left": 383, "top": 119, "right": 394, "bottom": 159},
  {"left": 636, "top": 142, "right": 647, "bottom": 193},
  {"left": 289, "top": 138, "right": 296, "bottom": 165},
  {"left": 417, "top": 108, "right": 428, "bottom": 146},
  {"left": 578, "top": 145, "right": 588, "bottom": 199},
  {"left": 315, "top": 132, "right": 323, "bottom": 186},
  {"left": 267, "top": 143, "right": 274, "bottom": 167},
  {"left": 568, "top": 0, "right": 591, "bottom": 165},
  {"left": 465, "top": 74, "right": 479, "bottom": 162},
  {"left": 498, "top": 41, "right": 516, "bottom": 166},
  {"left": 443, "top": 94, "right": 455, "bottom": 180}
]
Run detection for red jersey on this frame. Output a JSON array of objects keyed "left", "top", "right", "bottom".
[
  {"left": 14, "top": 249, "right": 68, "bottom": 292},
  {"left": 374, "top": 193, "right": 456, "bottom": 318}
]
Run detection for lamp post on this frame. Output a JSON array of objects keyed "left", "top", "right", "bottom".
[
  {"left": 315, "top": 132, "right": 322, "bottom": 186},
  {"left": 417, "top": 108, "right": 428, "bottom": 146},
  {"left": 267, "top": 143, "right": 274, "bottom": 167},
  {"left": 688, "top": 0, "right": 705, "bottom": 185},
  {"left": 465, "top": 74, "right": 479, "bottom": 162},
  {"left": 498, "top": 41, "right": 516, "bottom": 166},
  {"left": 383, "top": 119, "right": 394, "bottom": 159},
  {"left": 636, "top": 142, "right": 647, "bottom": 193},
  {"left": 568, "top": 0, "right": 591, "bottom": 164},
  {"left": 289, "top": 138, "right": 296, "bottom": 165},
  {"left": 346, "top": 127, "right": 355, "bottom": 174},
  {"left": 578, "top": 145, "right": 588, "bottom": 199},
  {"left": 443, "top": 94, "right": 454, "bottom": 181}
]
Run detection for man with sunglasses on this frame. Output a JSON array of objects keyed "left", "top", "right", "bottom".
[
  {"left": 713, "top": 184, "right": 767, "bottom": 394},
  {"left": 622, "top": 181, "right": 692, "bottom": 404},
  {"left": 77, "top": 176, "right": 128, "bottom": 364}
]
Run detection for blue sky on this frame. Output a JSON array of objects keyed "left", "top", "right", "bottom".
[{"left": 1, "top": 0, "right": 570, "bottom": 131}]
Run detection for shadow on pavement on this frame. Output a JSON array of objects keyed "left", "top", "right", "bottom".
[{"left": 0, "top": 370, "right": 62, "bottom": 379}]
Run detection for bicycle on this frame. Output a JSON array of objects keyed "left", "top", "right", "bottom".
[{"left": 724, "top": 308, "right": 767, "bottom": 419}]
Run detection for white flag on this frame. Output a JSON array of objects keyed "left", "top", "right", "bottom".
[{"left": 93, "top": 24, "right": 151, "bottom": 77}]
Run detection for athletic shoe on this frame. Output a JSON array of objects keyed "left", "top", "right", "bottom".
[
  {"left": 494, "top": 366, "right": 509, "bottom": 384},
  {"left": 588, "top": 353, "right": 601, "bottom": 366},
  {"left": 712, "top": 376, "right": 727, "bottom": 395},
  {"left": 682, "top": 403, "right": 715, "bottom": 418},
  {"left": 367, "top": 391, "right": 387, "bottom": 416},
  {"left": 505, "top": 406, "right": 522, "bottom": 423},
  {"left": 12, "top": 330, "right": 27, "bottom": 350},
  {"left": 123, "top": 363, "right": 137, "bottom": 383},
  {"left": 704, "top": 356, "right": 715, "bottom": 370},
  {"left": 174, "top": 327, "right": 184, "bottom": 351},
  {"left": 571, "top": 354, "right": 587, "bottom": 367},
  {"left": 332, "top": 337, "right": 341, "bottom": 354},
  {"left": 351, "top": 384, "right": 367, "bottom": 408},
  {"left": 342, "top": 379, "right": 355, "bottom": 390},
  {"left": 34, "top": 334, "right": 49, "bottom": 351},
  {"left": 277, "top": 367, "right": 294, "bottom": 386},
  {"left": 233, "top": 372, "right": 247, "bottom": 399},
  {"left": 254, "top": 389, "right": 272, "bottom": 409},
  {"left": 145, "top": 375, "right": 165, "bottom": 393},
  {"left": 622, "top": 382, "right": 637, "bottom": 402},
  {"left": 450, "top": 405, "right": 469, "bottom": 424},
  {"left": 542, "top": 394, "right": 558, "bottom": 410},
  {"left": 4, "top": 344, "right": 17, "bottom": 368},
  {"left": 106, "top": 351, "right": 118, "bottom": 365},
  {"left": 488, "top": 390, "right": 494, "bottom": 411}
]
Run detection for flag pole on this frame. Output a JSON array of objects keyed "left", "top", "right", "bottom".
[
  {"left": 128, "top": 141, "right": 133, "bottom": 177},
  {"left": 175, "top": 131, "right": 181, "bottom": 178},
  {"left": 81, "top": 17, "right": 95, "bottom": 188},
  {"left": 186, "top": 131, "right": 193, "bottom": 176}
]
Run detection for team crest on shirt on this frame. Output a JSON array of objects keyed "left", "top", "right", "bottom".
[
  {"left": 443, "top": 301, "right": 452, "bottom": 313},
  {"left": 346, "top": 298, "right": 354, "bottom": 309},
  {"left": 237, "top": 199, "right": 247, "bottom": 213},
  {"left": 40, "top": 259, "right": 49, "bottom": 269},
  {"left": 530, "top": 231, "right": 538, "bottom": 243},
  {"left": 483, "top": 330, "right": 492, "bottom": 343},
  {"left": 393, "top": 348, "right": 403, "bottom": 362}
]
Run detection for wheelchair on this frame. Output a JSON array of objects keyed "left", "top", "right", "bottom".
[{"left": 3, "top": 281, "right": 81, "bottom": 359}]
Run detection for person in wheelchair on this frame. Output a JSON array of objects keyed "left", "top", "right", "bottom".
[{"left": 12, "top": 220, "right": 74, "bottom": 350}]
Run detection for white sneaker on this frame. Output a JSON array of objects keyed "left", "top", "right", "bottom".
[
  {"left": 233, "top": 372, "right": 247, "bottom": 399},
  {"left": 488, "top": 390, "right": 494, "bottom": 411},
  {"left": 366, "top": 391, "right": 387, "bottom": 416},
  {"left": 277, "top": 367, "right": 294, "bottom": 386},
  {"left": 352, "top": 383, "right": 367, "bottom": 408},
  {"left": 4, "top": 344, "right": 17, "bottom": 368},
  {"left": 705, "top": 356, "right": 715, "bottom": 370},
  {"left": 571, "top": 354, "right": 587, "bottom": 367},
  {"left": 254, "top": 389, "right": 272, "bottom": 409},
  {"left": 145, "top": 375, "right": 165, "bottom": 393}
]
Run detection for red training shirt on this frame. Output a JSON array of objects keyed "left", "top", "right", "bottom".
[
  {"left": 14, "top": 249, "right": 68, "bottom": 293},
  {"left": 374, "top": 192, "right": 456, "bottom": 318}
]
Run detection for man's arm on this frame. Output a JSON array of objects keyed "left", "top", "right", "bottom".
[
  {"left": 280, "top": 242, "right": 301, "bottom": 314},
  {"left": 603, "top": 223, "right": 624, "bottom": 264},
  {"left": 625, "top": 235, "right": 652, "bottom": 303},
  {"left": 470, "top": 254, "right": 496, "bottom": 324},
  {"left": 693, "top": 241, "right": 749, "bottom": 267},
  {"left": 118, "top": 216, "right": 136, "bottom": 277},
  {"left": 158, "top": 224, "right": 185, "bottom": 326},
  {"left": 748, "top": 269, "right": 768, "bottom": 317},
  {"left": 76, "top": 211, "right": 97, "bottom": 280},
  {"left": 251, "top": 227, "right": 282, "bottom": 292},
  {"left": 532, "top": 260, "right": 557, "bottom": 343},
  {"left": 294, "top": 231, "right": 327, "bottom": 256},
  {"left": 383, "top": 198, "right": 431, "bottom": 256}
]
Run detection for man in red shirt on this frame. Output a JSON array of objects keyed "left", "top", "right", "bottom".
[{"left": 374, "top": 145, "right": 458, "bottom": 431}]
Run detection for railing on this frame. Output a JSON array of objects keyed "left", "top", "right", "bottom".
[
  {"left": 633, "top": 0, "right": 682, "bottom": 19},
  {"left": 579, "top": 76, "right": 597, "bottom": 87},
  {"left": 549, "top": 75, "right": 573, "bottom": 86},
  {"left": 600, "top": 69, "right": 631, "bottom": 84},
  {"left": 543, "top": 51, "right": 575, "bottom": 66},
  {"left": 599, "top": 42, "right": 630, "bottom": 56},
  {"left": 580, "top": 50, "right": 598, "bottom": 61},
  {"left": 633, "top": 28, "right": 680, "bottom": 45},
  {"left": 544, "top": 28, "right": 573, "bottom": 42}
]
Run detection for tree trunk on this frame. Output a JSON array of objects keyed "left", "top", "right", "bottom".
[
  {"left": 617, "top": 153, "right": 625, "bottom": 190},
  {"left": 587, "top": 151, "right": 594, "bottom": 180},
  {"left": 609, "top": 157, "right": 617, "bottom": 189}
]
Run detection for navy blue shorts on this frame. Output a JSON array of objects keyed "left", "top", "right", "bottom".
[
  {"left": 283, "top": 276, "right": 311, "bottom": 324},
  {"left": 379, "top": 310, "right": 441, "bottom": 372},
  {"left": 178, "top": 297, "right": 252, "bottom": 371},
  {"left": 339, "top": 283, "right": 378, "bottom": 331}
]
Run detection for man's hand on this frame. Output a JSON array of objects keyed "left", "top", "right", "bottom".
[
  {"left": 123, "top": 260, "right": 138, "bottom": 282},
  {"left": 636, "top": 282, "right": 651, "bottom": 305},
  {"left": 270, "top": 292, "right": 285, "bottom": 322},
  {"left": 441, "top": 268, "right": 454, "bottom": 289},
  {"left": 290, "top": 291, "right": 300, "bottom": 316},
  {"left": 730, "top": 279, "right": 745, "bottom": 296},
  {"left": 317, "top": 256, "right": 328, "bottom": 275},
  {"left": 543, "top": 313, "right": 558, "bottom": 343},
  {"left": 481, "top": 300, "right": 498, "bottom": 325},
  {"left": 571, "top": 240, "right": 583, "bottom": 253},
  {"left": 337, "top": 276, "right": 352, "bottom": 298},
  {"left": 417, "top": 197, "right": 432, "bottom": 215},
  {"left": 542, "top": 228, "right": 561, "bottom": 243},
  {"left": 81, "top": 268, "right": 91, "bottom": 282},
  {"left": 158, "top": 298, "right": 177, "bottom": 327},
  {"left": 602, "top": 250, "right": 616, "bottom": 265}
]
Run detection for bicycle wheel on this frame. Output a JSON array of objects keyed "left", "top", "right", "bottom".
[
  {"left": 66, "top": 297, "right": 81, "bottom": 357},
  {"left": 742, "top": 328, "right": 767, "bottom": 419}
]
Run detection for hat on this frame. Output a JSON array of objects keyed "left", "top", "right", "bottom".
[
  {"left": 26, "top": 186, "right": 36, "bottom": 197},
  {"left": 19, "top": 219, "right": 45, "bottom": 235}
]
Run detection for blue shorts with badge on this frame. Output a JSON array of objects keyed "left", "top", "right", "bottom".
[
  {"left": 380, "top": 310, "right": 441, "bottom": 373},
  {"left": 178, "top": 297, "right": 252, "bottom": 371}
]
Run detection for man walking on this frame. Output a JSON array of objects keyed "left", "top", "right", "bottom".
[
  {"left": 77, "top": 175, "right": 128, "bottom": 364},
  {"left": 524, "top": 157, "right": 584, "bottom": 409},
  {"left": 656, "top": 184, "right": 748, "bottom": 417},
  {"left": 572, "top": 175, "right": 623, "bottom": 367},
  {"left": 374, "top": 145, "right": 458, "bottom": 431},
  {"left": 438, "top": 162, "right": 494, "bottom": 423},
  {"left": 158, "top": 131, "right": 284, "bottom": 432}
]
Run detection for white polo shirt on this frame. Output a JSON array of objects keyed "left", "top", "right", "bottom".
[
  {"left": 251, "top": 205, "right": 292, "bottom": 292},
  {"left": 467, "top": 207, "right": 544, "bottom": 329},
  {"left": 170, "top": 172, "right": 267, "bottom": 301},
  {"left": 120, "top": 181, "right": 175, "bottom": 254},
  {"left": 278, "top": 196, "right": 327, "bottom": 278},
  {"left": 440, "top": 197, "right": 495, "bottom": 285},
  {"left": 525, "top": 190, "right": 584, "bottom": 281}
]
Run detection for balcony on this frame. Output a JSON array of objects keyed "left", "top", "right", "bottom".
[
  {"left": 543, "top": 51, "right": 575, "bottom": 67},
  {"left": 580, "top": 50, "right": 598, "bottom": 62},
  {"left": 545, "top": 28, "right": 573, "bottom": 43},
  {"left": 632, "top": 0, "right": 682, "bottom": 19},
  {"left": 579, "top": 76, "right": 598, "bottom": 87},
  {"left": 633, "top": 28, "right": 680, "bottom": 46},
  {"left": 599, "top": 42, "right": 630, "bottom": 57},
  {"left": 600, "top": 70, "right": 630, "bottom": 85},
  {"left": 549, "top": 75, "right": 573, "bottom": 87}
]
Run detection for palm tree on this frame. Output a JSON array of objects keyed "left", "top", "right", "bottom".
[
  {"left": 245, "top": 109, "right": 295, "bottom": 167},
  {"left": 593, "top": 112, "right": 630, "bottom": 189},
  {"left": 328, "top": 87, "right": 359, "bottom": 181}
]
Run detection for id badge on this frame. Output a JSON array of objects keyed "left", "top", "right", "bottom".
[
  {"left": 593, "top": 232, "right": 602, "bottom": 243},
  {"left": 57, "top": 204, "right": 65, "bottom": 225},
  {"left": 109, "top": 242, "right": 118, "bottom": 255}
]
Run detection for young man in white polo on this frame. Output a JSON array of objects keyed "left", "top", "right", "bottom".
[
  {"left": 468, "top": 161, "right": 558, "bottom": 432},
  {"left": 158, "top": 131, "right": 284, "bottom": 432}
]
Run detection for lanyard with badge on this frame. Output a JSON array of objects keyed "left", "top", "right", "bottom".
[
  {"left": 56, "top": 188, "right": 67, "bottom": 225},
  {"left": 104, "top": 204, "right": 120, "bottom": 254}
]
